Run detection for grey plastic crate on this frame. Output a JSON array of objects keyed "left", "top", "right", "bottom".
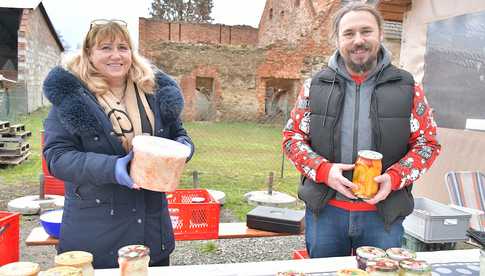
[{"left": 403, "top": 197, "right": 471, "bottom": 243}]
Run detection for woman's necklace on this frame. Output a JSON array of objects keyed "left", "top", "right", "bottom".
[{"left": 111, "top": 82, "right": 127, "bottom": 103}]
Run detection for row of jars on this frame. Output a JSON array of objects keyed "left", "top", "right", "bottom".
[
  {"left": 0, "top": 244, "right": 150, "bottom": 276},
  {"left": 337, "top": 246, "right": 432, "bottom": 276}
]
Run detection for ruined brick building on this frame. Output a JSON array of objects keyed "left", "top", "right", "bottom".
[{"left": 139, "top": 0, "right": 409, "bottom": 121}]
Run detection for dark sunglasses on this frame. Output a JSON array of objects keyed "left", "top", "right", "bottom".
[{"left": 89, "top": 19, "right": 128, "bottom": 30}]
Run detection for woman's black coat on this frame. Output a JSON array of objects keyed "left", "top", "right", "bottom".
[{"left": 42, "top": 66, "right": 194, "bottom": 268}]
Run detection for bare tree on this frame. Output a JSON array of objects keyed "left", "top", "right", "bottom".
[{"left": 149, "top": 0, "right": 214, "bottom": 23}]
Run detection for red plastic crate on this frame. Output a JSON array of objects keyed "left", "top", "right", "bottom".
[
  {"left": 43, "top": 174, "right": 65, "bottom": 195},
  {"left": 166, "top": 189, "right": 220, "bottom": 240},
  {"left": 292, "top": 248, "right": 309, "bottom": 260},
  {"left": 0, "top": 212, "right": 20, "bottom": 265},
  {"left": 41, "top": 131, "right": 65, "bottom": 195}
]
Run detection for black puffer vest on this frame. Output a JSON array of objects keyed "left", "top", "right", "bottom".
[{"left": 298, "top": 64, "right": 416, "bottom": 228}]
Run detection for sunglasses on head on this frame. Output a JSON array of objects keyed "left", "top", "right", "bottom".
[{"left": 89, "top": 19, "right": 128, "bottom": 30}]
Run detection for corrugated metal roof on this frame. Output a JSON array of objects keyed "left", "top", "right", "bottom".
[
  {"left": 383, "top": 20, "right": 402, "bottom": 40},
  {"left": 0, "top": 0, "right": 42, "bottom": 9}
]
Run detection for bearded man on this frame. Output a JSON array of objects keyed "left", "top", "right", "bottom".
[{"left": 283, "top": 2, "right": 441, "bottom": 257}]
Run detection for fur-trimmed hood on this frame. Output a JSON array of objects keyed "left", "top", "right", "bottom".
[{"left": 43, "top": 66, "right": 184, "bottom": 135}]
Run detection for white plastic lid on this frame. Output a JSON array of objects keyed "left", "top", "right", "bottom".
[{"left": 132, "top": 136, "right": 190, "bottom": 158}]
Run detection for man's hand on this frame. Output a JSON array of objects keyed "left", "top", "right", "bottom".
[
  {"left": 326, "top": 163, "right": 358, "bottom": 199},
  {"left": 364, "top": 173, "right": 392, "bottom": 205}
]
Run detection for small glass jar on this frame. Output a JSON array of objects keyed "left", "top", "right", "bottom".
[
  {"left": 118, "top": 244, "right": 150, "bottom": 276},
  {"left": 366, "top": 257, "right": 399, "bottom": 276},
  {"left": 54, "top": 251, "right": 94, "bottom": 276},
  {"left": 356, "top": 246, "right": 387, "bottom": 270},
  {"left": 385, "top": 248, "right": 416, "bottom": 262},
  {"left": 398, "top": 259, "right": 431, "bottom": 276},
  {"left": 0, "top": 262, "right": 40, "bottom": 276},
  {"left": 39, "top": 266, "right": 82, "bottom": 276},
  {"left": 336, "top": 268, "right": 368, "bottom": 276}
]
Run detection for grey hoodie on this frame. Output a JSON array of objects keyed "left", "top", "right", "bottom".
[{"left": 327, "top": 47, "right": 392, "bottom": 167}]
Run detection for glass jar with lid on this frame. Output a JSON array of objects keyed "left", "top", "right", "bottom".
[
  {"left": 54, "top": 251, "right": 94, "bottom": 276},
  {"left": 385, "top": 248, "right": 416, "bottom": 262},
  {"left": 356, "top": 246, "right": 387, "bottom": 270},
  {"left": 366, "top": 257, "right": 399, "bottom": 276},
  {"left": 398, "top": 259, "right": 431, "bottom": 276},
  {"left": 0, "top": 262, "right": 40, "bottom": 276},
  {"left": 118, "top": 244, "right": 150, "bottom": 276}
]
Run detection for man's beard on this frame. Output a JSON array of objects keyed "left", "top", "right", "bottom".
[{"left": 345, "top": 44, "right": 378, "bottom": 74}]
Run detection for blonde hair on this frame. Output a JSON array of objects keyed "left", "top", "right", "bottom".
[{"left": 65, "top": 22, "right": 156, "bottom": 95}]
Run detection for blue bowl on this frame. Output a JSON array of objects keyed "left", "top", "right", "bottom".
[{"left": 40, "top": 209, "right": 63, "bottom": 238}]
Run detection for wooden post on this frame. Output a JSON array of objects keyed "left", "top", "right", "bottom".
[
  {"left": 267, "top": 171, "right": 274, "bottom": 195},
  {"left": 39, "top": 174, "right": 45, "bottom": 200},
  {"left": 192, "top": 170, "right": 200, "bottom": 189}
]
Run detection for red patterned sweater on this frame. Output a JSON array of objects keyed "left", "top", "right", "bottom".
[{"left": 282, "top": 79, "right": 441, "bottom": 211}]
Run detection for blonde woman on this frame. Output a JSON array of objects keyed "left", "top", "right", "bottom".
[{"left": 43, "top": 20, "right": 194, "bottom": 268}]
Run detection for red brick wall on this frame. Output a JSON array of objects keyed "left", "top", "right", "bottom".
[{"left": 139, "top": 18, "right": 258, "bottom": 55}]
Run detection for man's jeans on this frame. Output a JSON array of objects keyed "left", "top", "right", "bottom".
[{"left": 305, "top": 204, "right": 404, "bottom": 258}]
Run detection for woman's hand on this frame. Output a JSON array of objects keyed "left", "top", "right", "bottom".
[{"left": 114, "top": 151, "right": 139, "bottom": 189}]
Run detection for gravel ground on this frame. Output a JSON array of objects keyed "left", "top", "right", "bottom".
[{"left": 0, "top": 180, "right": 305, "bottom": 270}]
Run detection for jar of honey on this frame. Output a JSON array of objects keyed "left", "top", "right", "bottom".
[
  {"left": 118, "top": 244, "right": 150, "bottom": 276},
  {"left": 352, "top": 150, "right": 383, "bottom": 199},
  {"left": 39, "top": 266, "right": 82, "bottom": 276}
]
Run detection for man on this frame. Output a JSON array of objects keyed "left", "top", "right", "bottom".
[{"left": 283, "top": 3, "right": 440, "bottom": 258}]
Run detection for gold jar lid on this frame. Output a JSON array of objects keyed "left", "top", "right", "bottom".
[
  {"left": 0, "top": 262, "right": 40, "bottom": 276},
  {"left": 55, "top": 251, "right": 93, "bottom": 266},
  {"left": 366, "top": 257, "right": 399, "bottom": 272},
  {"left": 39, "top": 266, "right": 82, "bottom": 276},
  {"left": 118, "top": 244, "right": 150, "bottom": 259}
]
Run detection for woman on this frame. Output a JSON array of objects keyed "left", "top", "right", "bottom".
[{"left": 42, "top": 19, "right": 194, "bottom": 268}]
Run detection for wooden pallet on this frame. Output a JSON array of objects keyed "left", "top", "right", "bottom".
[
  {"left": 0, "top": 130, "right": 32, "bottom": 139},
  {"left": 9, "top": 124, "right": 25, "bottom": 134},
  {"left": 0, "top": 121, "right": 9, "bottom": 132},
  {"left": 0, "top": 142, "right": 29, "bottom": 157},
  {"left": 0, "top": 137, "right": 23, "bottom": 148},
  {"left": 0, "top": 151, "right": 31, "bottom": 165}
]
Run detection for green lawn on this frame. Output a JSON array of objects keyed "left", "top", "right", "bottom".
[{"left": 1, "top": 110, "right": 301, "bottom": 220}]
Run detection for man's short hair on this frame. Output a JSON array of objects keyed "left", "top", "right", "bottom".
[{"left": 330, "top": 2, "right": 384, "bottom": 41}]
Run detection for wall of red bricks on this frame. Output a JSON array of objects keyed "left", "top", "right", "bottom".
[{"left": 139, "top": 18, "right": 258, "bottom": 54}]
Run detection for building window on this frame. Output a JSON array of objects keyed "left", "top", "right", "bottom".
[
  {"left": 269, "top": 8, "right": 273, "bottom": 20},
  {"left": 295, "top": 0, "right": 300, "bottom": 7},
  {"left": 280, "top": 10, "right": 285, "bottom": 17}
]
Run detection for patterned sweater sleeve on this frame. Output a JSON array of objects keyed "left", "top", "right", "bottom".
[
  {"left": 386, "top": 83, "right": 441, "bottom": 190},
  {"left": 282, "top": 79, "right": 332, "bottom": 183}
]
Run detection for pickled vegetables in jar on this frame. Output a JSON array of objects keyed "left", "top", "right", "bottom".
[{"left": 352, "top": 150, "right": 383, "bottom": 199}]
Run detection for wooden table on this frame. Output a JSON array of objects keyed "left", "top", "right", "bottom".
[{"left": 25, "top": 223, "right": 302, "bottom": 246}]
